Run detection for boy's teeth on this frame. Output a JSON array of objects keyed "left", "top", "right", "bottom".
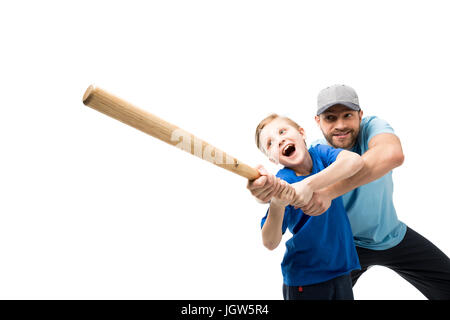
[
  {"left": 283, "top": 144, "right": 293, "bottom": 152},
  {"left": 282, "top": 143, "right": 296, "bottom": 156}
]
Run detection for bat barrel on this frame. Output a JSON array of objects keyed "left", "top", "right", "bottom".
[{"left": 82, "top": 85, "right": 261, "bottom": 181}]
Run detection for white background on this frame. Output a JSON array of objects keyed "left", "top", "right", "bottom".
[{"left": 1, "top": 0, "right": 449, "bottom": 300}]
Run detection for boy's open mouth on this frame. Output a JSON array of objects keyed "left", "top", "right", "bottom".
[{"left": 282, "top": 143, "right": 296, "bottom": 157}]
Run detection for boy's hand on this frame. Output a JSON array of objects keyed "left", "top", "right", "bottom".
[
  {"left": 247, "top": 165, "right": 282, "bottom": 203},
  {"left": 272, "top": 180, "right": 296, "bottom": 207},
  {"left": 291, "top": 180, "right": 314, "bottom": 208}
]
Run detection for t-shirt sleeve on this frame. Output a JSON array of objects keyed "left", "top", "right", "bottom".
[
  {"left": 314, "top": 144, "right": 344, "bottom": 167},
  {"left": 364, "top": 116, "right": 396, "bottom": 144}
]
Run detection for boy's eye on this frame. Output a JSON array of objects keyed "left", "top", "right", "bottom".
[
  {"left": 279, "top": 129, "right": 286, "bottom": 134},
  {"left": 267, "top": 140, "right": 272, "bottom": 148}
]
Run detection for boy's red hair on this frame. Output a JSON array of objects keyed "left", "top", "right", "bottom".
[{"left": 255, "top": 114, "right": 302, "bottom": 150}]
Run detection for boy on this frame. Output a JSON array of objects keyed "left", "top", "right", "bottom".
[{"left": 255, "top": 113, "right": 362, "bottom": 300}]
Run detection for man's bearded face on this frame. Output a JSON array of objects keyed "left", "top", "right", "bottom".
[{"left": 315, "top": 105, "right": 363, "bottom": 150}]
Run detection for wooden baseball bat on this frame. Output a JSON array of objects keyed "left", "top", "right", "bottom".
[{"left": 82, "top": 85, "right": 261, "bottom": 180}]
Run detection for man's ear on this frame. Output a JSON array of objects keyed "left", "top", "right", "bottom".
[{"left": 358, "top": 110, "right": 363, "bottom": 122}]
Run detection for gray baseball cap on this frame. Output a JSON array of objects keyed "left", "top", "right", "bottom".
[{"left": 317, "top": 84, "right": 360, "bottom": 115}]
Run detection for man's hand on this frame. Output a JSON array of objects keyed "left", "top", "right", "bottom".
[
  {"left": 296, "top": 189, "right": 332, "bottom": 216},
  {"left": 291, "top": 180, "right": 314, "bottom": 208},
  {"left": 247, "top": 165, "right": 283, "bottom": 203}
]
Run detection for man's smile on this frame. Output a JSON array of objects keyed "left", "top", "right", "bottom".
[{"left": 333, "top": 130, "right": 352, "bottom": 139}]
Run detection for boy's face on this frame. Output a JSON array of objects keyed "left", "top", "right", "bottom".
[
  {"left": 259, "top": 118, "right": 308, "bottom": 167},
  {"left": 315, "top": 104, "right": 363, "bottom": 150}
]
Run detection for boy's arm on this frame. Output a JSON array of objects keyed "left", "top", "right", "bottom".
[
  {"left": 301, "top": 133, "right": 404, "bottom": 215},
  {"left": 261, "top": 201, "right": 285, "bottom": 251},
  {"left": 261, "top": 182, "right": 295, "bottom": 250},
  {"left": 292, "top": 150, "right": 363, "bottom": 208}
]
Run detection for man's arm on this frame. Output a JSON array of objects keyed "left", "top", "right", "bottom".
[
  {"left": 301, "top": 133, "right": 404, "bottom": 215},
  {"left": 326, "top": 133, "right": 404, "bottom": 199},
  {"left": 291, "top": 149, "right": 363, "bottom": 208}
]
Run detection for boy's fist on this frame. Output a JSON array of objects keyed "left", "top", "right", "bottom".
[
  {"left": 272, "top": 180, "right": 296, "bottom": 207},
  {"left": 247, "top": 165, "right": 283, "bottom": 203},
  {"left": 291, "top": 180, "right": 314, "bottom": 208}
]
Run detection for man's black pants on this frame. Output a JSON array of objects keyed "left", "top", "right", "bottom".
[{"left": 351, "top": 226, "right": 450, "bottom": 300}]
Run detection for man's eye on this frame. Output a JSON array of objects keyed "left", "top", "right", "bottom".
[
  {"left": 344, "top": 113, "right": 353, "bottom": 118},
  {"left": 326, "top": 115, "right": 336, "bottom": 121}
]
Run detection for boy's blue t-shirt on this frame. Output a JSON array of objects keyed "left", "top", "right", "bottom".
[
  {"left": 261, "top": 144, "right": 360, "bottom": 287},
  {"left": 311, "top": 116, "right": 407, "bottom": 250}
]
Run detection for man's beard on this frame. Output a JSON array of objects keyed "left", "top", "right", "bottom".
[{"left": 323, "top": 129, "right": 358, "bottom": 150}]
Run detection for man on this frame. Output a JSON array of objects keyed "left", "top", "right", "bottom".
[{"left": 248, "top": 84, "right": 450, "bottom": 299}]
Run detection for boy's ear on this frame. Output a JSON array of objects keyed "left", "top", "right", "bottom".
[
  {"left": 314, "top": 115, "right": 320, "bottom": 126},
  {"left": 298, "top": 127, "right": 306, "bottom": 140}
]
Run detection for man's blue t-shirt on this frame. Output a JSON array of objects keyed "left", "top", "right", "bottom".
[
  {"left": 261, "top": 144, "right": 360, "bottom": 286},
  {"left": 311, "top": 116, "right": 407, "bottom": 250}
]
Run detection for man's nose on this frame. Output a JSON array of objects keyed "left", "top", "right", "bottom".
[{"left": 334, "top": 118, "right": 346, "bottom": 130}]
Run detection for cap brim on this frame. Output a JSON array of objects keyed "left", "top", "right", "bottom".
[{"left": 317, "top": 102, "right": 360, "bottom": 115}]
